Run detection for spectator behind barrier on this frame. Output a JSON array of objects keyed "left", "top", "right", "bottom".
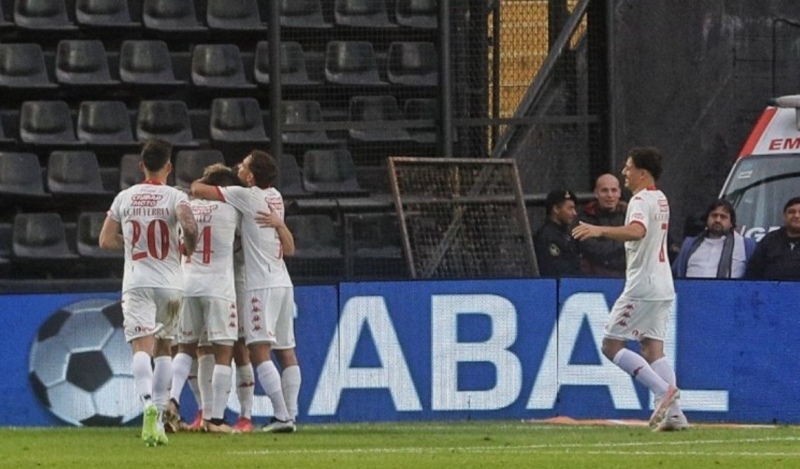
[
  {"left": 534, "top": 189, "right": 581, "bottom": 277},
  {"left": 745, "top": 196, "right": 800, "bottom": 280},
  {"left": 579, "top": 174, "right": 627, "bottom": 277}
]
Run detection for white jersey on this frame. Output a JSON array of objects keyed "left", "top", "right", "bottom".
[
  {"left": 620, "top": 188, "right": 675, "bottom": 300},
  {"left": 182, "top": 199, "right": 240, "bottom": 300},
  {"left": 107, "top": 182, "right": 189, "bottom": 293},
  {"left": 218, "top": 185, "right": 292, "bottom": 289}
]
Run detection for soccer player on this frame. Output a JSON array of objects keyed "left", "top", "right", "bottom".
[
  {"left": 231, "top": 238, "right": 256, "bottom": 432},
  {"left": 572, "top": 147, "right": 685, "bottom": 432},
  {"left": 169, "top": 164, "right": 241, "bottom": 433},
  {"left": 191, "top": 150, "right": 300, "bottom": 433},
  {"left": 99, "top": 139, "right": 198, "bottom": 446}
]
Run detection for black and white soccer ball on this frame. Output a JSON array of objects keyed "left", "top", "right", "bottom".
[{"left": 28, "top": 298, "right": 140, "bottom": 426}]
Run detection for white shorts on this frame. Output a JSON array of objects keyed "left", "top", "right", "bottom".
[
  {"left": 243, "top": 287, "right": 295, "bottom": 349},
  {"left": 121, "top": 288, "right": 183, "bottom": 343},
  {"left": 604, "top": 297, "right": 673, "bottom": 341},
  {"left": 178, "top": 296, "right": 238, "bottom": 345}
]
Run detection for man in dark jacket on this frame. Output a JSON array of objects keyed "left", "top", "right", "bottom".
[
  {"left": 579, "top": 174, "right": 627, "bottom": 277},
  {"left": 745, "top": 196, "right": 800, "bottom": 280},
  {"left": 535, "top": 189, "right": 580, "bottom": 277}
]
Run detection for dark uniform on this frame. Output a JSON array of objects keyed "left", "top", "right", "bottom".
[
  {"left": 578, "top": 200, "right": 627, "bottom": 277},
  {"left": 534, "top": 219, "right": 581, "bottom": 277}
]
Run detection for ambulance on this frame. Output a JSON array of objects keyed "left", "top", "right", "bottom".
[{"left": 719, "top": 94, "right": 800, "bottom": 240}]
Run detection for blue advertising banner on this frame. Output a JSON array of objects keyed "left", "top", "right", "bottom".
[{"left": 1, "top": 279, "right": 799, "bottom": 426}]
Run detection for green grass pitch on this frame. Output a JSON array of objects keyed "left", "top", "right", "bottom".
[{"left": 2, "top": 422, "right": 800, "bottom": 468}]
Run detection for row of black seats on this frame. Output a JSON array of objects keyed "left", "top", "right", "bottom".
[
  {"left": 0, "top": 148, "right": 365, "bottom": 200},
  {"left": 0, "top": 97, "right": 438, "bottom": 147},
  {"left": 0, "top": 0, "right": 437, "bottom": 33},
  {"left": 0, "top": 211, "right": 404, "bottom": 280},
  {"left": 0, "top": 40, "right": 437, "bottom": 91}
]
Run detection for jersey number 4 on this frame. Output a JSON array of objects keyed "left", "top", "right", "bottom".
[{"left": 184, "top": 226, "right": 213, "bottom": 264}]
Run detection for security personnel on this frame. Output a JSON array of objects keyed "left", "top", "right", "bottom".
[{"left": 534, "top": 189, "right": 581, "bottom": 277}]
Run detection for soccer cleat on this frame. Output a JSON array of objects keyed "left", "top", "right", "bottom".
[
  {"left": 649, "top": 386, "right": 680, "bottom": 429},
  {"left": 187, "top": 411, "right": 206, "bottom": 432},
  {"left": 232, "top": 417, "right": 254, "bottom": 433},
  {"left": 156, "top": 421, "right": 169, "bottom": 445},
  {"left": 261, "top": 417, "right": 296, "bottom": 434},
  {"left": 141, "top": 404, "right": 159, "bottom": 447},
  {"left": 163, "top": 400, "right": 182, "bottom": 434},
  {"left": 205, "top": 420, "right": 233, "bottom": 434},
  {"left": 655, "top": 412, "right": 690, "bottom": 432}
]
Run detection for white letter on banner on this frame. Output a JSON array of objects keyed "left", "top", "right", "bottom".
[
  {"left": 431, "top": 294, "right": 522, "bottom": 410},
  {"left": 308, "top": 296, "right": 422, "bottom": 416},
  {"left": 528, "top": 292, "right": 640, "bottom": 409}
]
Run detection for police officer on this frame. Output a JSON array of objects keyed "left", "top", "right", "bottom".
[{"left": 534, "top": 189, "right": 581, "bottom": 277}]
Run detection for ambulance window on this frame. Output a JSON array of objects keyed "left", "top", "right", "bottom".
[{"left": 722, "top": 155, "right": 800, "bottom": 240}]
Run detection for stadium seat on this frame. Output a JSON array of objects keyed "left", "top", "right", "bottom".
[
  {"left": 325, "top": 41, "right": 386, "bottom": 85},
  {"left": 77, "top": 211, "right": 123, "bottom": 260},
  {"left": 47, "top": 150, "right": 110, "bottom": 196},
  {"left": 191, "top": 44, "right": 255, "bottom": 90},
  {"left": 174, "top": 149, "right": 225, "bottom": 189},
  {"left": 281, "top": 101, "right": 334, "bottom": 144},
  {"left": 142, "top": 0, "right": 207, "bottom": 33},
  {"left": 119, "top": 40, "right": 185, "bottom": 88},
  {"left": 206, "top": 0, "right": 265, "bottom": 32},
  {"left": 12, "top": 212, "right": 79, "bottom": 262},
  {"left": 387, "top": 42, "right": 438, "bottom": 86},
  {"left": 19, "top": 100, "right": 82, "bottom": 146},
  {"left": 209, "top": 97, "right": 268, "bottom": 144},
  {"left": 302, "top": 149, "right": 365, "bottom": 194},
  {"left": 0, "top": 222, "right": 11, "bottom": 275},
  {"left": 344, "top": 212, "right": 405, "bottom": 278},
  {"left": 77, "top": 101, "right": 136, "bottom": 147},
  {"left": 55, "top": 40, "right": 119, "bottom": 87},
  {"left": 13, "top": 0, "right": 78, "bottom": 31},
  {"left": 0, "top": 43, "right": 57, "bottom": 90},
  {"left": 286, "top": 215, "right": 343, "bottom": 263},
  {"left": 136, "top": 100, "right": 197, "bottom": 146},
  {"left": 396, "top": 0, "right": 438, "bottom": 29},
  {"left": 254, "top": 41, "right": 318, "bottom": 86},
  {"left": 276, "top": 153, "right": 306, "bottom": 198},
  {"left": 75, "top": 0, "right": 139, "bottom": 28},
  {"left": 334, "top": 0, "right": 396, "bottom": 28},
  {"left": 0, "top": 2, "right": 14, "bottom": 30},
  {"left": 348, "top": 95, "right": 411, "bottom": 142},
  {"left": 280, "top": 0, "right": 330, "bottom": 29},
  {"left": 404, "top": 98, "right": 437, "bottom": 143},
  {"left": 0, "top": 152, "right": 49, "bottom": 198}
]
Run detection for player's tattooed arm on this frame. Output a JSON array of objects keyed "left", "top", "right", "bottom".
[
  {"left": 98, "top": 216, "right": 124, "bottom": 251},
  {"left": 177, "top": 202, "right": 198, "bottom": 256}
]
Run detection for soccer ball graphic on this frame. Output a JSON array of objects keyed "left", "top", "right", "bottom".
[{"left": 28, "top": 298, "right": 140, "bottom": 426}]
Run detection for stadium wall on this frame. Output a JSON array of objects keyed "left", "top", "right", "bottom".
[{"left": 1, "top": 278, "right": 799, "bottom": 427}]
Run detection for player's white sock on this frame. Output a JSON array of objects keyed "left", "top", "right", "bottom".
[
  {"left": 187, "top": 359, "right": 201, "bottom": 408},
  {"left": 256, "top": 360, "right": 291, "bottom": 422},
  {"left": 236, "top": 364, "right": 255, "bottom": 420},
  {"left": 152, "top": 356, "right": 172, "bottom": 413},
  {"left": 198, "top": 354, "right": 215, "bottom": 417},
  {"left": 211, "top": 364, "right": 233, "bottom": 420},
  {"left": 132, "top": 351, "right": 153, "bottom": 407},
  {"left": 170, "top": 353, "right": 193, "bottom": 404},
  {"left": 612, "top": 349, "right": 670, "bottom": 397},
  {"left": 281, "top": 365, "right": 301, "bottom": 420},
  {"left": 651, "top": 357, "right": 681, "bottom": 413}
]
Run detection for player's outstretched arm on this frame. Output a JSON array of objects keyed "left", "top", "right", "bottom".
[
  {"left": 573, "top": 221, "right": 646, "bottom": 242},
  {"left": 190, "top": 180, "right": 223, "bottom": 201},
  {"left": 98, "top": 216, "right": 124, "bottom": 251},
  {"left": 255, "top": 210, "right": 296, "bottom": 256},
  {"left": 177, "top": 203, "right": 198, "bottom": 256}
]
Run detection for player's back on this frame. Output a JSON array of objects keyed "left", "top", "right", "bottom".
[
  {"left": 622, "top": 189, "right": 675, "bottom": 300},
  {"left": 110, "top": 182, "right": 189, "bottom": 292},
  {"left": 219, "top": 185, "right": 292, "bottom": 290},
  {"left": 183, "top": 198, "right": 240, "bottom": 300}
]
